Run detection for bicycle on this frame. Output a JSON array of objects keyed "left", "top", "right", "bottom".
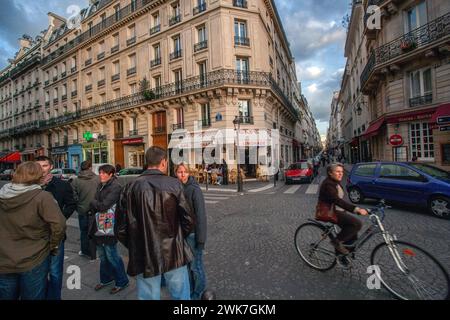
[{"left": 294, "top": 200, "right": 450, "bottom": 300}]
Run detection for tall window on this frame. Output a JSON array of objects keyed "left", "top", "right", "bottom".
[
  {"left": 130, "top": 83, "right": 137, "bottom": 94},
  {"left": 99, "top": 67, "right": 105, "bottom": 81},
  {"left": 113, "top": 33, "right": 119, "bottom": 46},
  {"left": 72, "top": 79, "right": 77, "bottom": 92},
  {"left": 174, "top": 69, "right": 183, "bottom": 93},
  {"left": 199, "top": 61, "right": 207, "bottom": 86},
  {"left": 407, "top": 1, "right": 427, "bottom": 32},
  {"left": 238, "top": 100, "right": 251, "bottom": 118},
  {"left": 154, "top": 75, "right": 161, "bottom": 94},
  {"left": 62, "top": 62, "right": 66, "bottom": 74},
  {"left": 153, "top": 12, "right": 160, "bottom": 26},
  {"left": 176, "top": 108, "right": 184, "bottom": 126},
  {"left": 173, "top": 36, "right": 181, "bottom": 52},
  {"left": 113, "top": 61, "right": 120, "bottom": 75},
  {"left": 410, "top": 122, "right": 434, "bottom": 160},
  {"left": 87, "top": 47, "right": 92, "bottom": 59},
  {"left": 72, "top": 56, "right": 77, "bottom": 69},
  {"left": 99, "top": 41, "right": 105, "bottom": 54},
  {"left": 62, "top": 84, "right": 67, "bottom": 96},
  {"left": 410, "top": 68, "right": 431, "bottom": 98},
  {"left": 234, "top": 20, "right": 248, "bottom": 45},
  {"left": 172, "top": 2, "right": 181, "bottom": 17},
  {"left": 198, "top": 25, "right": 207, "bottom": 43},
  {"left": 114, "top": 4, "right": 121, "bottom": 20},
  {"left": 201, "top": 103, "right": 211, "bottom": 126},
  {"left": 129, "top": 54, "right": 136, "bottom": 69},
  {"left": 154, "top": 44, "right": 161, "bottom": 59},
  {"left": 236, "top": 57, "right": 249, "bottom": 82}
]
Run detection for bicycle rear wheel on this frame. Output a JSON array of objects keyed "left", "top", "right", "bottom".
[
  {"left": 371, "top": 240, "right": 450, "bottom": 300},
  {"left": 294, "top": 222, "right": 336, "bottom": 271}
]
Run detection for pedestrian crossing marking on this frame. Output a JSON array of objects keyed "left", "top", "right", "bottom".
[
  {"left": 248, "top": 184, "right": 274, "bottom": 193},
  {"left": 205, "top": 200, "right": 219, "bottom": 204},
  {"left": 306, "top": 184, "right": 319, "bottom": 194},
  {"left": 284, "top": 185, "right": 302, "bottom": 194}
]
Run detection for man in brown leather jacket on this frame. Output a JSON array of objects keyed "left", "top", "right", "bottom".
[{"left": 116, "top": 146, "right": 195, "bottom": 300}]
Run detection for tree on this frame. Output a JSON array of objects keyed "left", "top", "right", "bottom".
[{"left": 140, "top": 77, "right": 156, "bottom": 101}]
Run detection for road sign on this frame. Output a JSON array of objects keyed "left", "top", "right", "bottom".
[
  {"left": 389, "top": 134, "right": 403, "bottom": 146},
  {"left": 439, "top": 125, "right": 450, "bottom": 132},
  {"left": 437, "top": 116, "right": 450, "bottom": 125}
]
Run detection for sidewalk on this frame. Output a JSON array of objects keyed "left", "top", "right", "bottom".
[{"left": 199, "top": 177, "right": 281, "bottom": 193}]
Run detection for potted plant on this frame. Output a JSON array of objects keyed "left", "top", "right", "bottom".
[
  {"left": 400, "top": 37, "right": 417, "bottom": 51},
  {"left": 140, "top": 77, "right": 156, "bottom": 101}
]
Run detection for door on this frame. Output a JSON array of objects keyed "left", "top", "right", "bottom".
[
  {"left": 373, "top": 164, "right": 428, "bottom": 204},
  {"left": 114, "top": 140, "right": 124, "bottom": 168},
  {"left": 152, "top": 112, "right": 168, "bottom": 150}
]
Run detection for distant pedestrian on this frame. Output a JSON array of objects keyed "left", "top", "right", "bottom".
[
  {"left": 117, "top": 147, "right": 195, "bottom": 300},
  {"left": 175, "top": 163, "right": 208, "bottom": 300},
  {"left": 222, "top": 159, "right": 229, "bottom": 185},
  {"left": 71, "top": 160, "right": 99, "bottom": 260},
  {"left": 89, "top": 165, "right": 129, "bottom": 294},
  {"left": 0, "top": 162, "right": 66, "bottom": 300},
  {"left": 36, "top": 156, "right": 76, "bottom": 300}
]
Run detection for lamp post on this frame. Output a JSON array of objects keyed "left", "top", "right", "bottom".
[{"left": 233, "top": 116, "right": 243, "bottom": 193}]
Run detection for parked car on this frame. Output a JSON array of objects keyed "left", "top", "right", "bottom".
[
  {"left": 0, "top": 169, "right": 14, "bottom": 181},
  {"left": 285, "top": 161, "right": 314, "bottom": 184},
  {"left": 347, "top": 162, "right": 450, "bottom": 219},
  {"left": 51, "top": 168, "right": 77, "bottom": 181},
  {"left": 118, "top": 168, "right": 144, "bottom": 176}
]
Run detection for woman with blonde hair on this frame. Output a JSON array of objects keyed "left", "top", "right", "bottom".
[{"left": 0, "top": 162, "right": 66, "bottom": 300}]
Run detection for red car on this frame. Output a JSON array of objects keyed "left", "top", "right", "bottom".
[{"left": 285, "top": 161, "right": 314, "bottom": 184}]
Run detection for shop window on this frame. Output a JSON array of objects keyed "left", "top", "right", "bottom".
[
  {"left": 410, "top": 122, "right": 434, "bottom": 161},
  {"left": 442, "top": 144, "right": 450, "bottom": 165}
]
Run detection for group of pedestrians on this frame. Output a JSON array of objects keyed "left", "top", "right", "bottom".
[{"left": 0, "top": 146, "right": 210, "bottom": 300}]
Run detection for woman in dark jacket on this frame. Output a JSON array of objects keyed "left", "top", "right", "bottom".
[
  {"left": 89, "top": 164, "right": 129, "bottom": 294},
  {"left": 175, "top": 163, "right": 207, "bottom": 300},
  {"left": 318, "top": 163, "right": 368, "bottom": 255}
]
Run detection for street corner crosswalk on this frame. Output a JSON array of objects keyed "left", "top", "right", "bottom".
[{"left": 202, "top": 189, "right": 239, "bottom": 205}]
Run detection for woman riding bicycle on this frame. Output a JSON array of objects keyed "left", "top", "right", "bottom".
[{"left": 317, "top": 163, "right": 368, "bottom": 255}]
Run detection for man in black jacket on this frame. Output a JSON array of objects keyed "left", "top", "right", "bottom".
[
  {"left": 36, "top": 156, "right": 76, "bottom": 300},
  {"left": 116, "top": 147, "right": 195, "bottom": 300}
]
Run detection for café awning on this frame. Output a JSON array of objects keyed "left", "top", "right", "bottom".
[
  {"left": 362, "top": 117, "right": 385, "bottom": 139},
  {"left": 0, "top": 151, "right": 21, "bottom": 163}
]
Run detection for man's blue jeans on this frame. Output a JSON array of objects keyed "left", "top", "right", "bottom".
[
  {"left": 137, "top": 266, "right": 190, "bottom": 300},
  {"left": 78, "top": 214, "right": 90, "bottom": 256},
  {"left": 46, "top": 241, "right": 65, "bottom": 300},
  {"left": 97, "top": 244, "right": 129, "bottom": 288},
  {"left": 186, "top": 233, "right": 207, "bottom": 300},
  {"left": 0, "top": 256, "right": 50, "bottom": 300}
]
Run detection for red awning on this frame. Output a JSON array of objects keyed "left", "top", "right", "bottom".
[
  {"left": 387, "top": 108, "right": 437, "bottom": 124},
  {"left": 0, "top": 152, "right": 21, "bottom": 163},
  {"left": 431, "top": 103, "right": 450, "bottom": 124},
  {"left": 362, "top": 117, "right": 385, "bottom": 139},
  {"left": 350, "top": 137, "right": 359, "bottom": 146}
]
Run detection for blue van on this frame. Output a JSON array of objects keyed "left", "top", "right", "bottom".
[{"left": 347, "top": 162, "right": 450, "bottom": 219}]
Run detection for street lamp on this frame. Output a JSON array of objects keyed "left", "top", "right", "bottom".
[{"left": 233, "top": 116, "right": 243, "bottom": 193}]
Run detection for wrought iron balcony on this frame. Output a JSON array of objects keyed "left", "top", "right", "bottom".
[
  {"left": 172, "top": 123, "right": 184, "bottom": 130},
  {"left": 9, "top": 54, "right": 41, "bottom": 79},
  {"left": 153, "top": 126, "right": 166, "bottom": 134},
  {"left": 53, "top": 76, "right": 58, "bottom": 82},
  {"left": 53, "top": 98, "right": 59, "bottom": 104},
  {"left": 111, "top": 45, "right": 120, "bottom": 54},
  {"left": 112, "top": 74, "right": 120, "bottom": 82},
  {"left": 115, "top": 132, "right": 124, "bottom": 139},
  {"left": 85, "top": 58, "right": 92, "bottom": 67},
  {"left": 170, "top": 50, "right": 182, "bottom": 60},
  {"left": 127, "top": 37, "right": 136, "bottom": 46},
  {"left": 45, "top": 101, "right": 50, "bottom": 107},
  {"left": 85, "top": 84, "right": 92, "bottom": 92},
  {"left": 169, "top": 14, "right": 181, "bottom": 26},
  {"left": 71, "top": 90, "right": 78, "bottom": 98},
  {"left": 97, "top": 52, "right": 105, "bottom": 60},
  {"left": 62, "top": 94, "right": 67, "bottom": 101},
  {"left": 129, "top": 129, "right": 139, "bottom": 136},
  {"left": 127, "top": 67, "right": 137, "bottom": 76},
  {"left": 409, "top": 93, "right": 433, "bottom": 108},
  {"left": 61, "top": 71, "right": 67, "bottom": 78},
  {"left": 233, "top": 0, "right": 248, "bottom": 8},
  {"left": 193, "top": 2, "right": 207, "bottom": 15},
  {"left": 235, "top": 36, "right": 250, "bottom": 46},
  {"left": 151, "top": 58, "right": 161, "bottom": 67},
  {"left": 98, "top": 79, "right": 106, "bottom": 88},
  {"left": 71, "top": 66, "right": 77, "bottom": 73},
  {"left": 361, "top": 12, "right": 450, "bottom": 92},
  {"left": 150, "top": 25, "right": 161, "bottom": 35},
  {"left": 237, "top": 116, "right": 254, "bottom": 125},
  {"left": 194, "top": 40, "right": 208, "bottom": 52}
]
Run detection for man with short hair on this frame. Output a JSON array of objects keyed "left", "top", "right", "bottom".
[
  {"left": 35, "top": 156, "right": 76, "bottom": 300},
  {"left": 117, "top": 147, "right": 195, "bottom": 300},
  {"left": 71, "top": 160, "right": 99, "bottom": 259}
]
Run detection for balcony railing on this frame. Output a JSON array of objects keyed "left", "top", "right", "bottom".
[
  {"left": 61, "top": 71, "right": 67, "bottom": 78},
  {"left": 45, "top": 80, "right": 50, "bottom": 86},
  {"left": 62, "top": 94, "right": 67, "bottom": 101},
  {"left": 193, "top": 2, "right": 206, "bottom": 15},
  {"left": 150, "top": 25, "right": 161, "bottom": 35},
  {"left": 85, "top": 84, "right": 93, "bottom": 92},
  {"left": 151, "top": 58, "right": 161, "bottom": 67},
  {"left": 409, "top": 93, "right": 433, "bottom": 108},
  {"left": 53, "top": 98, "right": 59, "bottom": 104},
  {"left": 112, "top": 74, "right": 120, "bottom": 82},
  {"left": 98, "top": 79, "right": 106, "bottom": 88},
  {"left": 115, "top": 132, "right": 124, "bottom": 139},
  {"left": 172, "top": 123, "right": 184, "bottom": 130},
  {"left": 127, "top": 67, "right": 137, "bottom": 76},
  {"left": 71, "top": 66, "right": 77, "bottom": 73},
  {"left": 237, "top": 116, "right": 254, "bottom": 124},
  {"left": 153, "top": 126, "right": 166, "bottom": 134},
  {"left": 71, "top": 90, "right": 78, "bottom": 98},
  {"left": 111, "top": 45, "right": 120, "bottom": 54},
  {"left": 53, "top": 76, "right": 58, "bottom": 82},
  {"left": 170, "top": 50, "right": 182, "bottom": 60},
  {"left": 129, "top": 129, "right": 139, "bottom": 136},
  {"left": 235, "top": 36, "right": 250, "bottom": 46},
  {"left": 45, "top": 101, "right": 50, "bottom": 107},
  {"left": 194, "top": 40, "right": 208, "bottom": 52},
  {"left": 127, "top": 37, "right": 136, "bottom": 46},
  {"left": 233, "top": 0, "right": 248, "bottom": 8},
  {"left": 169, "top": 14, "right": 181, "bottom": 26},
  {"left": 85, "top": 58, "right": 92, "bottom": 67},
  {"left": 98, "top": 52, "right": 105, "bottom": 60},
  {"left": 361, "top": 12, "right": 450, "bottom": 91}
]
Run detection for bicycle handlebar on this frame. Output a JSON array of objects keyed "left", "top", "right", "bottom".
[{"left": 366, "top": 200, "right": 391, "bottom": 224}]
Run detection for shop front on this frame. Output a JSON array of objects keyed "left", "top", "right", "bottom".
[
  {"left": 0, "top": 151, "right": 21, "bottom": 170},
  {"left": 51, "top": 147, "right": 69, "bottom": 168},
  {"left": 122, "top": 138, "right": 145, "bottom": 168},
  {"left": 20, "top": 147, "right": 45, "bottom": 162},
  {"left": 68, "top": 144, "right": 83, "bottom": 172},
  {"left": 430, "top": 103, "right": 450, "bottom": 169},
  {"left": 82, "top": 141, "right": 109, "bottom": 165}
]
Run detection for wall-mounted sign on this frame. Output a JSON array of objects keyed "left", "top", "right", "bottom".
[
  {"left": 389, "top": 134, "right": 403, "bottom": 146},
  {"left": 122, "top": 138, "right": 144, "bottom": 145},
  {"left": 438, "top": 116, "right": 450, "bottom": 125},
  {"left": 83, "top": 131, "right": 93, "bottom": 141}
]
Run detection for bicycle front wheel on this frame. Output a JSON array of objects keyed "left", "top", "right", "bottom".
[
  {"left": 294, "top": 222, "right": 336, "bottom": 271},
  {"left": 371, "top": 240, "right": 450, "bottom": 300}
]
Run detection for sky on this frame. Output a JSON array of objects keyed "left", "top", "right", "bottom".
[{"left": 0, "top": 0, "right": 351, "bottom": 137}]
